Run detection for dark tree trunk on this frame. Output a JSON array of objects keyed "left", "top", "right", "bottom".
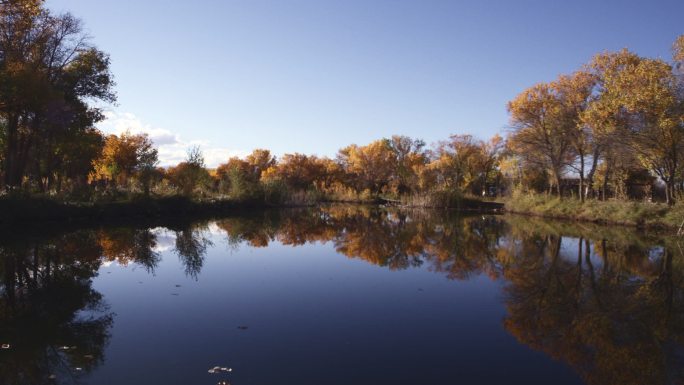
[
  {"left": 585, "top": 148, "right": 600, "bottom": 200},
  {"left": 579, "top": 154, "right": 585, "bottom": 202},
  {"left": 554, "top": 171, "right": 562, "bottom": 199},
  {"left": 3, "top": 114, "right": 19, "bottom": 189},
  {"left": 665, "top": 179, "right": 675, "bottom": 205},
  {"left": 602, "top": 162, "right": 611, "bottom": 201}
]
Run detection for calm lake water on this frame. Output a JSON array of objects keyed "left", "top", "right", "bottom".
[{"left": 1, "top": 205, "right": 683, "bottom": 385}]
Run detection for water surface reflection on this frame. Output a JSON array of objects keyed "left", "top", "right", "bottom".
[{"left": 1, "top": 206, "right": 683, "bottom": 385}]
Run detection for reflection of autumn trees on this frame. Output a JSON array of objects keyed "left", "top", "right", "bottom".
[
  {"left": 500, "top": 230, "right": 684, "bottom": 385},
  {"left": 97, "top": 224, "right": 212, "bottom": 278},
  {"left": 326, "top": 208, "right": 505, "bottom": 274},
  {"left": 330, "top": 209, "right": 424, "bottom": 269},
  {"left": 171, "top": 224, "right": 213, "bottom": 279},
  {"left": 2, "top": 209, "right": 684, "bottom": 384},
  {"left": 215, "top": 206, "right": 506, "bottom": 275},
  {"left": 215, "top": 211, "right": 281, "bottom": 248},
  {"left": 0, "top": 223, "right": 214, "bottom": 384},
  {"left": 215, "top": 207, "right": 684, "bottom": 384},
  {"left": 0, "top": 231, "right": 112, "bottom": 385},
  {"left": 99, "top": 228, "right": 160, "bottom": 272},
  {"left": 422, "top": 215, "right": 504, "bottom": 280}
]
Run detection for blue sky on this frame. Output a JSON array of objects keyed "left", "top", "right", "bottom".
[{"left": 47, "top": 0, "right": 684, "bottom": 166}]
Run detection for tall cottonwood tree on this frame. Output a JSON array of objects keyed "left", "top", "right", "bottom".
[
  {"left": 507, "top": 82, "right": 574, "bottom": 196},
  {"left": 581, "top": 50, "right": 643, "bottom": 199},
  {"left": 427, "top": 134, "right": 503, "bottom": 195},
  {"left": 388, "top": 135, "right": 426, "bottom": 195},
  {"left": 478, "top": 134, "right": 505, "bottom": 196},
  {"left": 0, "top": 0, "right": 115, "bottom": 190},
  {"left": 430, "top": 134, "right": 481, "bottom": 191},
  {"left": 619, "top": 58, "right": 682, "bottom": 204},
  {"left": 585, "top": 51, "right": 682, "bottom": 203},
  {"left": 337, "top": 140, "right": 397, "bottom": 195},
  {"left": 555, "top": 71, "right": 596, "bottom": 201}
]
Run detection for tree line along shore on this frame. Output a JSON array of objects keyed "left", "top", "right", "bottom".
[{"left": 1, "top": 2, "right": 684, "bottom": 227}]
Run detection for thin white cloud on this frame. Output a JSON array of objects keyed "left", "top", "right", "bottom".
[
  {"left": 97, "top": 111, "right": 248, "bottom": 168},
  {"left": 99, "top": 111, "right": 179, "bottom": 145}
]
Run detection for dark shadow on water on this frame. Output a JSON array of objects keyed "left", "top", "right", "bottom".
[{"left": 0, "top": 231, "right": 112, "bottom": 384}]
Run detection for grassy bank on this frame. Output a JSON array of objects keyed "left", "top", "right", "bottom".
[{"left": 503, "top": 191, "right": 684, "bottom": 229}]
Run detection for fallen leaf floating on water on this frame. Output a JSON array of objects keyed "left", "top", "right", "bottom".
[
  {"left": 84, "top": 354, "right": 94, "bottom": 359},
  {"left": 75, "top": 367, "right": 82, "bottom": 371},
  {"left": 1, "top": 344, "right": 10, "bottom": 349},
  {"left": 48, "top": 374, "right": 57, "bottom": 380},
  {"left": 208, "top": 366, "right": 233, "bottom": 374},
  {"left": 58, "top": 345, "right": 77, "bottom": 351}
]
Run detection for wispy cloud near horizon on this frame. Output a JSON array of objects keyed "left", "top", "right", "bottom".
[{"left": 97, "top": 111, "right": 248, "bottom": 168}]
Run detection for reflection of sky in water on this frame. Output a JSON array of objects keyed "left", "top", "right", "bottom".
[
  {"left": 88, "top": 222, "right": 582, "bottom": 385},
  {"left": 149, "top": 224, "right": 226, "bottom": 253},
  {"left": 150, "top": 227, "right": 176, "bottom": 252},
  {"left": 559, "top": 236, "right": 605, "bottom": 268}
]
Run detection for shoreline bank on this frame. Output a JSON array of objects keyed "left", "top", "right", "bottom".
[
  {"left": 5, "top": 194, "right": 681, "bottom": 234},
  {"left": 0, "top": 195, "right": 505, "bottom": 226},
  {"left": 502, "top": 193, "right": 684, "bottom": 231}
]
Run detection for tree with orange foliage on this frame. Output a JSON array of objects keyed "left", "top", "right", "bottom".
[
  {"left": 166, "top": 146, "right": 208, "bottom": 196},
  {"left": 338, "top": 140, "right": 396, "bottom": 195},
  {"left": 90, "top": 131, "right": 157, "bottom": 192},
  {"left": 215, "top": 149, "right": 275, "bottom": 199},
  {"left": 261, "top": 153, "right": 326, "bottom": 190}
]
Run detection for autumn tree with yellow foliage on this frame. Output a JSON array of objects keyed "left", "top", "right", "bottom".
[
  {"left": 508, "top": 35, "right": 684, "bottom": 204},
  {"left": 90, "top": 131, "right": 158, "bottom": 193}
]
